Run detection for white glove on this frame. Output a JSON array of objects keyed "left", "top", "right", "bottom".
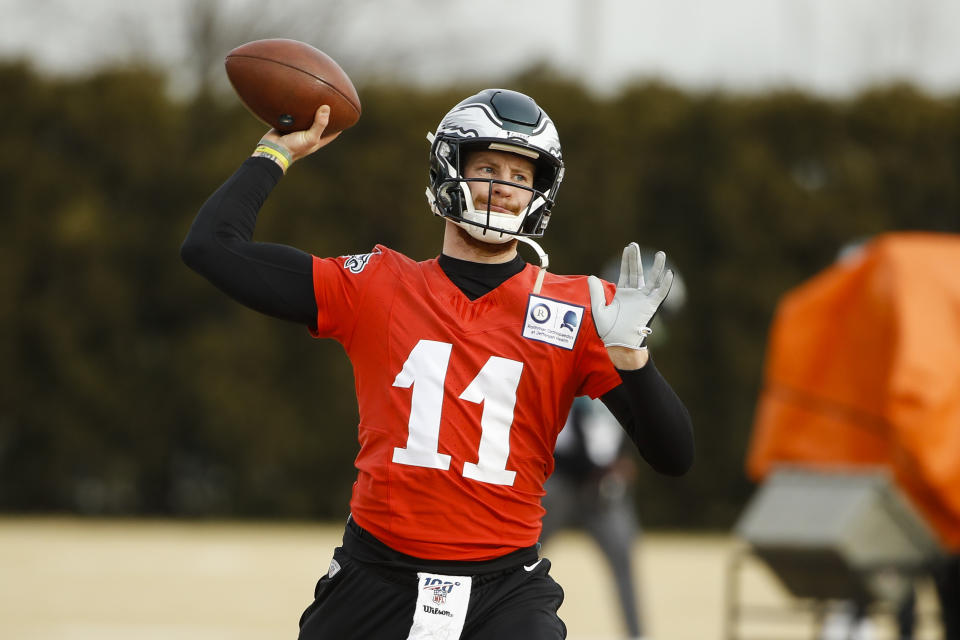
[{"left": 587, "top": 242, "right": 674, "bottom": 350}]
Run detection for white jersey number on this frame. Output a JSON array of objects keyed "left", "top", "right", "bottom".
[{"left": 391, "top": 339, "right": 523, "bottom": 486}]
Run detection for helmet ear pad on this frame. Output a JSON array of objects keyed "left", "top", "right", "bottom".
[{"left": 436, "top": 180, "right": 465, "bottom": 213}]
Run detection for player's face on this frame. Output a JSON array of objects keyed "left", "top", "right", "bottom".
[{"left": 462, "top": 150, "right": 536, "bottom": 217}]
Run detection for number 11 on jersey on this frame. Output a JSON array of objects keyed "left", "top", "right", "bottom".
[{"left": 391, "top": 339, "right": 523, "bottom": 486}]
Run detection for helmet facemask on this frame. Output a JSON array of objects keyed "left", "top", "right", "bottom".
[{"left": 430, "top": 141, "right": 553, "bottom": 244}]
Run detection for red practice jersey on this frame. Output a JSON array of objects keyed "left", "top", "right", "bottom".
[{"left": 311, "top": 246, "right": 621, "bottom": 560}]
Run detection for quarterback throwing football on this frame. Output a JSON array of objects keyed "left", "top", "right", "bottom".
[{"left": 182, "top": 89, "right": 694, "bottom": 640}]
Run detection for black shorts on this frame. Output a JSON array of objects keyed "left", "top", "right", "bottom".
[{"left": 298, "top": 518, "right": 566, "bottom": 640}]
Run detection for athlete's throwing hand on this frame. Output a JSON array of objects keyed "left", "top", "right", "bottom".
[
  {"left": 588, "top": 242, "right": 673, "bottom": 350},
  {"left": 260, "top": 105, "right": 342, "bottom": 168}
]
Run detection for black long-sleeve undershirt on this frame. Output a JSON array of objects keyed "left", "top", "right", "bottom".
[
  {"left": 181, "top": 157, "right": 694, "bottom": 476},
  {"left": 181, "top": 158, "right": 316, "bottom": 324}
]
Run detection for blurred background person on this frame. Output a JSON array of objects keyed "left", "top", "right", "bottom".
[
  {"left": 540, "top": 252, "right": 686, "bottom": 640},
  {"left": 541, "top": 395, "right": 647, "bottom": 640}
]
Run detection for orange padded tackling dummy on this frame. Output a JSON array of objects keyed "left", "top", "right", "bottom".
[{"left": 747, "top": 232, "right": 960, "bottom": 550}]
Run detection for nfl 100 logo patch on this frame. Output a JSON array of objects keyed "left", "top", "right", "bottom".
[
  {"left": 522, "top": 294, "right": 584, "bottom": 350},
  {"left": 423, "top": 577, "right": 460, "bottom": 605}
]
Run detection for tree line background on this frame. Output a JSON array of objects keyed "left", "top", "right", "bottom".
[{"left": 2, "top": 59, "right": 958, "bottom": 529}]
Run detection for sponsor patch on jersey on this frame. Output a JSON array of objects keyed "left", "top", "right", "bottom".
[
  {"left": 341, "top": 248, "right": 382, "bottom": 274},
  {"left": 408, "top": 573, "right": 472, "bottom": 640},
  {"left": 522, "top": 294, "right": 584, "bottom": 350}
]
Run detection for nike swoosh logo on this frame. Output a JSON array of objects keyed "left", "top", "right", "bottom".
[{"left": 523, "top": 559, "right": 543, "bottom": 572}]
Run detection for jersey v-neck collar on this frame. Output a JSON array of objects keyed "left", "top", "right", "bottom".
[{"left": 436, "top": 253, "right": 527, "bottom": 302}]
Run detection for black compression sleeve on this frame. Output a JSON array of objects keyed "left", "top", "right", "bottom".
[
  {"left": 180, "top": 157, "right": 319, "bottom": 327},
  {"left": 600, "top": 360, "right": 694, "bottom": 476}
]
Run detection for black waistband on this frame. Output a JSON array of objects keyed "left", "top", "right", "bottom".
[{"left": 342, "top": 517, "right": 540, "bottom": 576}]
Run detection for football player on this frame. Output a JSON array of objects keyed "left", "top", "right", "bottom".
[{"left": 182, "top": 89, "right": 694, "bottom": 640}]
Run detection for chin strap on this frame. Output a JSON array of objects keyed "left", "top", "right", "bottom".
[{"left": 516, "top": 236, "right": 549, "bottom": 295}]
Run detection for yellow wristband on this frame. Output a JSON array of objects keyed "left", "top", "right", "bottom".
[
  {"left": 256, "top": 139, "right": 293, "bottom": 164},
  {"left": 252, "top": 144, "right": 290, "bottom": 172}
]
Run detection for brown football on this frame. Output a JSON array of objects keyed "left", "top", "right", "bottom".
[{"left": 225, "top": 39, "right": 361, "bottom": 134}]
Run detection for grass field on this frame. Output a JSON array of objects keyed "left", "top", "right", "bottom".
[{"left": 0, "top": 518, "right": 944, "bottom": 639}]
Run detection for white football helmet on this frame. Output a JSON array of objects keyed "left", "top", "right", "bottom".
[{"left": 426, "top": 89, "right": 565, "bottom": 244}]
